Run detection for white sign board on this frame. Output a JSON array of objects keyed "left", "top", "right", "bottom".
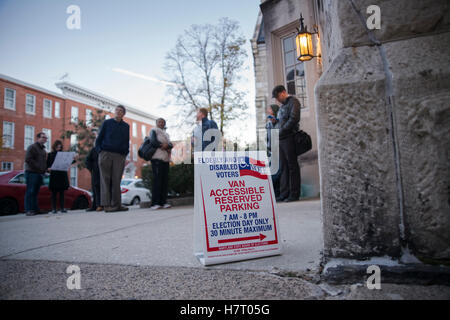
[
  {"left": 194, "top": 151, "right": 282, "bottom": 266},
  {"left": 50, "top": 152, "right": 76, "bottom": 171}
]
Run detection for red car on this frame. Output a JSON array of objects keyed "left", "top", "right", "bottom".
[{"left": 0, "top": 170, "right": 92, "bottom": 215}]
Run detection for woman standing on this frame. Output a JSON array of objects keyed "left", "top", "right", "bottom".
[
  {"left": 149, "top": 118, "right": 173, "bottom": 210},
  {"left": 46, "top": 140, "right": 70, "bottom": 213}
]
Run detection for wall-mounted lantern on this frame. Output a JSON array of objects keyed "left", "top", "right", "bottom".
[{"left": 296, "top": 14, "right": 320, "bottom": 62}]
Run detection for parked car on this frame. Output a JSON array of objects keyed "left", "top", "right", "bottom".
[
  {"left": 0, "top": 170, "right": 92, "bottom": 215},
  {"left": 121, "top": 179, "right": 151, "bottom": 205}
]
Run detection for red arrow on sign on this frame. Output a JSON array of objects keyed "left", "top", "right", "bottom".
[{"left": 218, "top": 234, "right": 267, "bottom": 244}]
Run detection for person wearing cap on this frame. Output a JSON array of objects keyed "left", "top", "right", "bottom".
[{"left": 271, "top": 85, "right": 301, "bottom": 202}]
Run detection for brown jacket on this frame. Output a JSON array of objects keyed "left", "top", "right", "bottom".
[{"left": 25, "top": 142, "right": 47, "bottom": 174}]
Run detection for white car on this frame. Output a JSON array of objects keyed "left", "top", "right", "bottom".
[{"left": 121, "top": 179, "right": 151, "bottom": 206}]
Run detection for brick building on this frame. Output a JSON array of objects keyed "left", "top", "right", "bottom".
[{"left": 0, "top": 73, "right": 158, "bottom": 191}]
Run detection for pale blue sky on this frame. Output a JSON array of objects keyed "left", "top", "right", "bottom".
[{"left": 0, "top": 0, "right": 261, "bottom": 142}]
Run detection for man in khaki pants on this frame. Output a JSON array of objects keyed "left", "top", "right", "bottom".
[{"left": 95, "top": 105, "right": 130, "bottom": 212}]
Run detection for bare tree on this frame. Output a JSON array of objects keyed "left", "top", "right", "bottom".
[{"left": 165, "top": 18, "right": 248, "bottom": 134}]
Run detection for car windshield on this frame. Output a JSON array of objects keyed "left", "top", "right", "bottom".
[
  {"left": 9, "top": 173, "right": 25, "bottom": 184},
  {"left": 121, "top": 180, "right": 133, "bottom": 186}
]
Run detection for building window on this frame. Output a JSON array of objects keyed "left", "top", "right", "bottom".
[
  {"left": 42, "top": 128, "right": 51, "bottom": 151},
  {"left": 282, "top": 35, "right": 308, "bottom": 109},
  {"left": 132, "top": 144, "right": 138, "bottom": 162},
  {"left": 71, "top": 106, "right": 79, "bottom": 123},
  {"left": 141, "top": 124, "right": 147, "bottom": 139},
  {"left": 2, "top": 121, "right": 14, "bottom": 149},
  {"left": 132, "top": 122, "right": 137, "bottom": 137},
  {"left": 70, "top": 134, "right": 78, "bottom": 150},
  {"left": 1, "top": 162, "right": 13, "bottom": 171},
  {"left": 43, "top": 99, "right": 52, "bottom": 118},
  {"left": 26, "top": 94, "right": 36, "bottom": 115},
  {"left": 55, "top": 102, "right": 60, "bottom": 118},
  {"left": 86, "top": 109, "right": 93, "bottom": 126},
  {"left": 24, "top": 125, "right": 35, "bottom": 150},
  {"left": 4, "top": 88, "right": 16, "bottom": 110},
  {"left": 70, "top": 166, "right": 77, "bottom": 187}
]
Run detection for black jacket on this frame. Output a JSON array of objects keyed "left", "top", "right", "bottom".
[
  {"left": 85, "top": 147, "right": 100, "bottom": 174},
  {"left": 278, "top": 96, "right": 301, "bottom": 140}
]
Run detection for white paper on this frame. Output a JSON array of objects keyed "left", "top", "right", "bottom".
[{"left": 50, "top": 152, "right": 76, "bottom": 171}]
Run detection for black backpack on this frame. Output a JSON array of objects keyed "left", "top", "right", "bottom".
[
  {"left": 294, "top": 130, "right": 312, "bottom": 156},
  {"left": 138, "top": 137, "right": 157, "bottom": 161}
]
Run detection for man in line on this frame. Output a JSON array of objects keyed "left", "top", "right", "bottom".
[
  {"left": 85, "top": 129, "right": 102, "bottom": 212},
  {"left": 272, "top": 85, "right": 301, "bottom": 202},
  {"left": 192, "top": 108, "right": 219, "bottom": 152},
  {"left": 24, "top": 132, "right": 48, "bottom": 216},
  {"left": 95, "top": 105, "right": 130, "bottom": 212}
]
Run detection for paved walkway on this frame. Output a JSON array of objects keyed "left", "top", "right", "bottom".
[
  {"left": 0, "top": 200, "right": 323, "bottom": 273},
  {"left": 2, "top": 200, "right": 449, "bottom": 300}
]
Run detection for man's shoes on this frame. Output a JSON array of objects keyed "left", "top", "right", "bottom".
[
  {"left": 86, "top": 207, "right": 96, "bottom": 212},
  {"left": 276, "top": 197, "right": 287, "bottom": 202},
  {"left": 151, "top": 205, "right": 161, "bottom": 210},
  {"left": 96, "top": 207, "right": 104, "bottom": 212},
  {"left": 51, "top": 210, "right": 58, "bottom": 214},
  {"left": 117, "top": 206, "right": 129, "bottom": 212},
  {"left": 162, "top": 203, "right": 172, "bottom": 209},
  {"left": 60, "top": 209, "right": 67, "bottom": 213},
  {"left": 104, "top": 206, "right": 115, "bottom": 212},
  {"left": 284, "top": 197, "right": 300, "bottom": 203},
  {"left": 25, "top": 211, "right": 36, "bottom": 216}
]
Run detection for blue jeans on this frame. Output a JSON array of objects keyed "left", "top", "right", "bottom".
[{"left": 25, "top": 171, "right": 43, "bottom": 213}]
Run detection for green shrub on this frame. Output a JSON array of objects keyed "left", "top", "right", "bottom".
[{"left": 141, "top": 162, "right": 194, "bottom": 197}]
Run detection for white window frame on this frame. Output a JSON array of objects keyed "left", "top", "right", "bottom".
[
  {"left": 24, "top": 125, "right": 35, "bottom": 150},
  {"left": 86, "top": 109, "right": 93, "bottom": 126},
  {"left": 71, "top": 106, "right": 79, "bottom": 124},
  {"left": 2, "top": 121, "right": 15, "bottom": 149},
  {"left": 1, "top": 162, "right": 13, "bottom": 171},
  {"left": 55, "top": 101, "right": 60, "bottom": 118},
  {"left": 70, "top": 134, "right": 78, "bottom": 150},
  {"left": 70, "top": 166, "right": 78, "bottom": 187},
  {"left": 132, "top": 144, "right": 138, "bottom": 162},
  {"left": 25, "top": 94, "right": 36, "bottom": 115},
  {"left": 132, "top": 122, "right": 137, "bottom": 138},
  {"left": 43, "top": 99, "right": 52, "bottom": 118},
  {"left": 42, "top": 128, "right": 51, "bottom": 151},
  {"left": 141, "top": 124, "right": 147, "bottom": 139},
  {"left": 4, "top": 88, "right": 16, "bottom": 110},
  {"left": 281, "top": 34, "right": 308, "bottom": 110}
]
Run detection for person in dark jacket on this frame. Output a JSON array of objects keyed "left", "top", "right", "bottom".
[
  {"left": 266, "top": 104, "right": 281, "bottom": 199},
  {"left": 192, "top": 108, "right": 219, "bottom": 152},
  {"left": 24, "top": 132, "right": 48, "bottom": 216},
  {"left": 85, "top": 129, "right": 102, "bottom": 212},
  {"left": 95, "top": 105, "right": 130, "bottom": 213},
  {"left": 272, "top": 85, "right": 301, "bottom": 202},
  {"left": 46, "top": 140, "right": 71, "bottom": 213}
]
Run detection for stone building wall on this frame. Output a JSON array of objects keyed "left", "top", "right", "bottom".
[{"left": 314, "top": 0, "right": 450, "bottom": 263}]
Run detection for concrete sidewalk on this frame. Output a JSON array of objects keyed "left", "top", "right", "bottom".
[
  {"left": 0, "top": 200, "right": 323, "bottom": 273},
  {"left": 2, "top": 200, "right": 449, "bottom": 300}
]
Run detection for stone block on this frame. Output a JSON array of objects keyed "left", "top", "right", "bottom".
[{"left": 315, "top": 45, "right": 401, "bottom": 259}]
